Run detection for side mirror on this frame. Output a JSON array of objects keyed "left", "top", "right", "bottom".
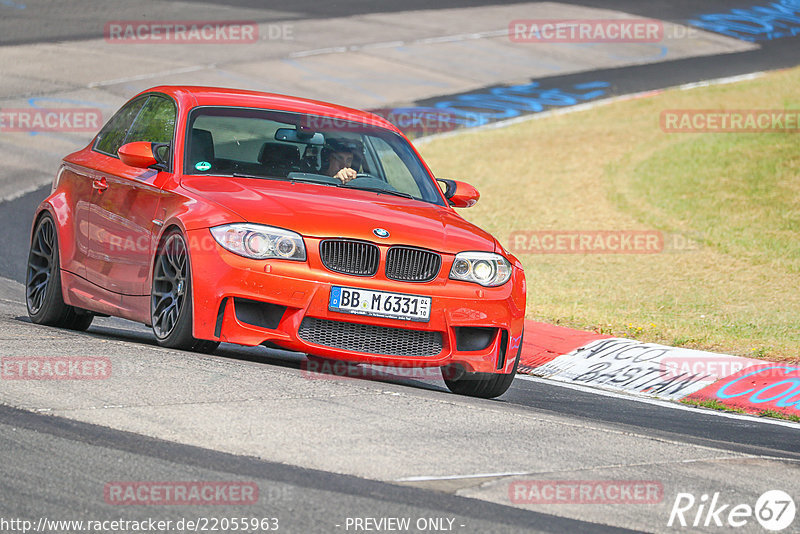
[
  {"left": 437, "top": 179, "right": 480, "bottom": 208},
  {"left": 118, "top": 142, "right": 169, "bottom": 171}
]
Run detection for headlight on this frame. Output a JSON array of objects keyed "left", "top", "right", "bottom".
[
  {"left": 210, "top": 223, "right": 306, "bottom": 261},
  {"left": 449, "top": 252, "right": 511, "bottom": 287}
]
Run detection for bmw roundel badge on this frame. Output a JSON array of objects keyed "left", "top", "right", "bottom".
[{"left": 373, "top": 228, "right": 390, "bottom": 238}]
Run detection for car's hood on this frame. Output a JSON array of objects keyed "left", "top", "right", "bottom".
[{"left": 181, "top": 176, "right": 496, "bottom": 254}]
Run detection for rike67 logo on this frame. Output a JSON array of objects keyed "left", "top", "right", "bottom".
[{"left": 668, "top": 490, "right": 796, "bottom": 531}]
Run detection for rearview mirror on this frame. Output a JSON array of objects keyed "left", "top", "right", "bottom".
[
  {"left": 118, "top": 142, "right": 169, "bottom": 171},
  {"left": 437, "top": 179, "right": 480, "bottom": 208},
  {"left": 275, "top": 128, "right": 324, "bottom": 144}
]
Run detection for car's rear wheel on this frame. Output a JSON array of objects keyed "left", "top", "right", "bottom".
[
  {"left": 441, "top": 331, "right": 522, "bottom": 399},
  {"left": 151, "top": 230, "right": 219, "bottom": 353},
  {"left": 26, "top": 213, "right": 93, "bottom": 331}
]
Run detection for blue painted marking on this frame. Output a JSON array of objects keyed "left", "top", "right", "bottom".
[
  {"left": 716, "top": 365, "right": 800, "bottom": 412},
  {"left": 689, "top": 0, "right": 800, "bottom": 41},
  {"left": 430, "top": 80, "right": 610, "bottom": 127},
  {"left": 0, "top": 0, "right": 25, "bottom": 9},
  {"left": 27, "top": 96, "right": 110, "bottom": 109}
]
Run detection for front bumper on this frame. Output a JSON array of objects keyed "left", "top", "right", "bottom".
[{"left": 187, "top": 229, "right": 525, "bottom": 374}]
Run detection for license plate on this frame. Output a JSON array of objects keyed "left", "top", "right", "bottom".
[{"left": 329, "top": 286, "right": 431, "bottom": 322}]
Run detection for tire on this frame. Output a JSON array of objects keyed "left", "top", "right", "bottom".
[
  {"left": 441, "top": 330, "right": 523, "bottom": 399},
  {"left": 151, "top": 230, "right": 219, "bottom": 354},
  {"left": 26, "top": 213, "right": 94, "bottom": 331}
]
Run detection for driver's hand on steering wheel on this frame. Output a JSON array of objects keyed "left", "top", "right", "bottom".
[{"left": 334, "top": 167, "right": 357, "bottom": 184}]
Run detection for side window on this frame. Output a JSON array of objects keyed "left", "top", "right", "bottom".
[
  {"left": 370, "top": 137, "right": 422, "bottom": 197},
  {"left": 125, "top": 96, "right": 176, "bottom": 145},
  {"left": 93, "top": 98, "right": 146, "bottom": 157}
]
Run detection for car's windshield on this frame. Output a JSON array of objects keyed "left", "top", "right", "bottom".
[{"left": 184, "top": 106, "right": 444, "bottom": 205}]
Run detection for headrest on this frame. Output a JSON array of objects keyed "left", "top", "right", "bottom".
[
  {"left": 258, "top": 142, "right": 300, "bottom": 165},
  {"left": 190, "top": 128, "right": 215, "bottom": 164}
]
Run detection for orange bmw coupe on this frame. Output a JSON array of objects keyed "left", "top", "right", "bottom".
[{"left": 26, "top": 86, "right": 526, "bottom": 398}]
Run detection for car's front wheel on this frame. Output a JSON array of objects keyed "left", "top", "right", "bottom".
[
  {"left": 441, "top": 331, "right": 522, "bottom": 399},
  {"left": 26, "top": 213, "right": 93, "bottom": 331},
  {"left": 151, "top": 230, "right": 219, "bottom": 354}
]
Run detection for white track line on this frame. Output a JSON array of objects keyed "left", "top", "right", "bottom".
[
  {"left": 394, "top": 455, "right": 770, "bottom": 483},
  {"left": 288, "top": 29, "right": 509, "bottom": 58},
  {"left": 87, "top": 64, "right": 215, "bottom": 88},
  {"left": 396, "top": 470, "right": 532, "bottom": 482},
  {"left": 0, "top": 181, "right": 51, "bottom": 204},
  {"left": 516, "top": 375, "right": 800, "bottom": 430}
]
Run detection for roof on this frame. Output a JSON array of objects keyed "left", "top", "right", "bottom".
[{"left": 136, "top": 86, "right": 400, "bottom": 133}]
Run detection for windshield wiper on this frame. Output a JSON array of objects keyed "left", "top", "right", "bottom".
[
  {"left": 231, "top": 173, "right": 412, "bottom": 198},
  {"left": 347, "top": 186, "right": 414, "bottom": 199},
  {"left": 288, "top": 175, "right": 342, "bottom": 187},
  {"left": 232, "top": 172, "right": 341, "bottom": 187}
]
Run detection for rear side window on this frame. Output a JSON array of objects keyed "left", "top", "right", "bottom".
[
  {"left": 94, "top": 98, "right": 146, "bottom": 156},
  {"left": 125, "top": 96, "right": 176, "bottom": 145},
  {"left": 93, "top": 95, "right": 177, "bottom": 159}
]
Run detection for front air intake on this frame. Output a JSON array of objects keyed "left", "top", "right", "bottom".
[
  {"left": 385, "top": 246, "right": 441, "bottom": 282},
  {"left": 298, "top": 317, "right": 443, "bottom": 357},
  {"left": 319, "top": 240, "right": 380, "bottom": 276}
]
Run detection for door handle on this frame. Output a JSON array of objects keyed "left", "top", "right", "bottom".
[{"left": 92, "top": 177, "right": 108, "bottom": 192}]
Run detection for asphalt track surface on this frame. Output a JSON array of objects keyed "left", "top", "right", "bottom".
[
  {"left": 1, "top": 1, "right": 800, "bottom": 533},
  {"left": 2, "top": 405, "right": 620, "bottom": 534},
  {"left": 0, "top": 0, "right": 775, "bottom": 46},
  {"left": 417, "top": 1, "right": 800, "bottom": 116},
  {"left": 0, "top": 0, "right": 537, "bottom": 46},
  {"left": 1, "top": 379, "right": 796, "bottom": 534}
]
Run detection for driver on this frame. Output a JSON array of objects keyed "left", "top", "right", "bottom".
[{"left": 323, "top": 138, "right": 361, "bottom": 184}]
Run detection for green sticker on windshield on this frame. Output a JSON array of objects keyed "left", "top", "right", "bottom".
[{"left": 195, "top": 161, "right": 211, "bottom": 172}]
